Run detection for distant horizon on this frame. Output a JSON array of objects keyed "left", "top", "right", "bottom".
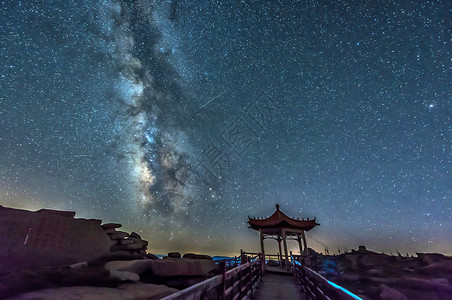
[{"left": 3, "top": 204, "right": 450, "bottom": 257}]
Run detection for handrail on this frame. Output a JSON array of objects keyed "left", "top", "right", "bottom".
[
  {"left": 161, "top": 254, "right": 263, "bottom": 300},
  {"left": 291, "top": 257, "right": 362, "bottom": 300}
]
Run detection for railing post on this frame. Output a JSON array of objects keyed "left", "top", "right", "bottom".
[
  {"left": 219, "top": 261, "right": 226, "bottom": 300},
  {"left": 259, "top": 252, "right": 264, "bottom": 281},
  {"left": 290, "top": 251, "right": 293, "bottom": 268},
  {"left": 248, "top": 256, "right": 253, "bottom": 296}
]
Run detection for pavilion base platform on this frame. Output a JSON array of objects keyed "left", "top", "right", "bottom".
[{"left": 264, "top": 264, "right": 293, "bottom": 275}]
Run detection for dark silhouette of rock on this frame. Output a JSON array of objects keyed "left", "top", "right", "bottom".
[
  {"left": 130, "top": 232, "right": 142, "bottom": 239},
  {"left": 101, "top": 223, "right": 122, "bottom": 230},
  {"left": 182, "top": 253, "right": 213, "bottom": 260},
  {"left": 108, "top": 231, "right": 130, "bottom": 240},
  {"left": 146, "top": 253, "right": 160, "bottom": 260},
  {"left": 168, "top": 252, "right": 181, "bottom": 258}
]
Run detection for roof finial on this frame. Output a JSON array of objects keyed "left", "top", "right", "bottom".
[{"left": 276, "top": 204, "right": 280, "bottom": 210}]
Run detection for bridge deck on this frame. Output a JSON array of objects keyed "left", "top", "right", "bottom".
[{"left": 253, "top": 272, "right": 307, "bottom": 300}]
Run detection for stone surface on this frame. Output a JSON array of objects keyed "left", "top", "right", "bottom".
[
  {"left": 88, "top": 252, "right": 145, "bottom": 266},
  {"left": 105, "top": 258, "right": 216, "bottom": 278},
  {"left": 118, "top": 239, "right": 135, "bottom": 245},
  {"left": 109, "top": 270, "right": 140, "bottom": 282},
  {"left": 108, "top": 231, "right": 129, "bottom": 240},
  {"left": 129, "top": 232, "right": 142, "bottom": 239},
  {"left": 101, "top": 223, "right": 122, "bottom": 230},
  {"left": 103, "top": 228, "right": 117, "bottom": 234},
  {"left": 0, "top": 265, "right": 119, "bottom": 299},
  {"left": 379, "top": 284, "right": 409, "bottom": 300},
  {"left": 111, "top": 241, "right": 146, "bottom": 252},
  {"left": 0, "top": 206, "right": 111, "bottom": 272},
  {"left": 6, "top": 282, "right": 178, "bottom": 300}
]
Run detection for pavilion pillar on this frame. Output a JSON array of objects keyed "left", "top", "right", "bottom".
[
  {"left": 277, "top": 236, "right": 283, "bottom": 266},
  {"left": 282, "top": 229, "right": 289, "bottom": 269},
  {"left": 259, "top": 228, "right": 265, "bottom": 261},
  {"left": 301, "top": 230, "right": 310, "bottom": 265},
  {"left": 297, "top": 234, "right": 303, "bottom": 255},
  {"left": 301, "top": 230, "right": 308, "bottom": 256}
]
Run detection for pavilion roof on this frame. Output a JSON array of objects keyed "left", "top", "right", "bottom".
[{"left": 248, "top": 204, "right": 319, "bottom": 232}]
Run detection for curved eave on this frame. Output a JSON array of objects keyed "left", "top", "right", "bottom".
[{"left": 247, "top": 218, "right": 319, "bottom": 232}]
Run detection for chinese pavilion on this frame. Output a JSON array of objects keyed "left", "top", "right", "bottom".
[{"left": 248, "top": 204, "right": 319, "bottom": 267}]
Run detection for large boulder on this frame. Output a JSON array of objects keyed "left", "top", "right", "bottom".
[
  {"left": 105, "top": 258, "right": 216, "bottom": 278},
  {"left": 168, "top": 252, "right": 181, "bottom": 258},
  {"left": 0, "top": 207, "right": 111, "bottom": 271},
  {"left": 109, "top": 231, "right": 130, "bottom": 240},
  {"left": 182, "top": 253, "right": 213, "bottom": 260},
  {"left": 101, "top": 223, "right": 122, "bottom": 230},
  {"left": 88, "top": 252, "right": 145, "bottom": 266}
]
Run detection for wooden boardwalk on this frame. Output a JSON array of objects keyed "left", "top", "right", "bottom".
[{"left": 253, "top": 272, "right": 307, "bottom": 300}]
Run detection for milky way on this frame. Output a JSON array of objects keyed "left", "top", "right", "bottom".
[{"left": 1, "top": 0, "right": 451, "bottom": 255}]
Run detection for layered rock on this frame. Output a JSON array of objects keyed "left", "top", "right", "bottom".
[
  {"left": 101, "top": 224, "right": 148, "bottom": 256},
  {"left": 0, "top": 206, "right": 111, "bottom": 272},
  {"left": 105, "top": 258, "right": 216, "bottom": 278},
  {"left": 105, "top": 257, "right": 217, "bottom": 289}
]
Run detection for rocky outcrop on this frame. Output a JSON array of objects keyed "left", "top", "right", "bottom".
[
  {"left": 182, "top": 253, "right": 213, "bottom": 260},
  {"left": 5, "top": 282, "right": 178, "bottom": 300},
  {"left": 105, "top": 258, "right": 216, "bottom": 278},
  {"left": 105, "top": 258, "right": 217, "bottom": 289},
  {"left": 101, "top": 224, "right": 148, "bottom": 256},
  {"left": 320, "top": 247, "right": 452, "bottom": 300},
  {"left": 0, "top": 207, "right": 111, "bottom": 273},
  {"left": 0, "top": 206, "right": 220, "bottom": 300},
  {"left": 168, "top": 252, "right": 182, "bottom": 258}
]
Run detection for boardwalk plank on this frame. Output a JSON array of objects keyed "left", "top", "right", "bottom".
[{"left": 252, "top": 273, "right": 307, "bottom": 300}]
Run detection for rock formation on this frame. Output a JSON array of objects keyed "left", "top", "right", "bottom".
[
  {"left": 0, "top": 206, "right": 222, "bottom": 299},
  {"left": 0, "top": 206, "right": 111, "bottom": 272},
  {"left": 101, "top": 223, "right": 149, "bottom": 256},
  {"left": 316, "top": 246, "right": 452, "bottom": 300}
]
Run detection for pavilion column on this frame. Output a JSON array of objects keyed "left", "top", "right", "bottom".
[
  {"left": 259, "top": 228, "right": 265, "bottom": 260},
  {"left": 277, "top": 236, "right": 283, "bottom": 266},
  {"left": 301, "top": 230, "right": 310, "bottom": 266},
  {"left": 297, "top": 234, "right": 303, "bottom": 256},
  {"left": 282, "top": 229, "right": 289, "bottom": 269},
  {"left": 301, "top": 230, "right": 308, "bottom": 256}
]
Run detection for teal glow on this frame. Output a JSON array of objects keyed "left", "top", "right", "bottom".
[
  {"left": 290, "top": 256, "right": 362, "bottom": 300},
  {"left": 326, "top": 280, "right": 363, "bottom": 300}
]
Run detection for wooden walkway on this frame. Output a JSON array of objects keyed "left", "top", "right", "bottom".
[{"left": 253, "top": 272, "right": 307, "bottom": 300}]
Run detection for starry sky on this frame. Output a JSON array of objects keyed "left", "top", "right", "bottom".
[{"left": 1, "top": 0, "right": 451, "bottom": 256}]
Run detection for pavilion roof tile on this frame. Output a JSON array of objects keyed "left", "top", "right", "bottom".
[{"left": 248, "top": 204, "right": 319, "bottom": 231}]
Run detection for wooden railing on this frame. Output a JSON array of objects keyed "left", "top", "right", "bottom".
[
  {"left": 161, "top": 255, "right": 263, "bottom": 300},
  {"left": 292, "top": 258, "right": 362, "bottom": 300}
]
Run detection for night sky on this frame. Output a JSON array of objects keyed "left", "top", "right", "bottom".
[{"left": 1, "top": 0, "right": 451, "bottom": 256}]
